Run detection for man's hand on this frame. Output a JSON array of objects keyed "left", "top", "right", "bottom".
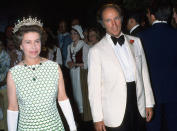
[
  {"left": 146, "top": 107, "right": 153, "bottom": 122},
  {"left": 67, "top": 62, "right": 75, "bottom": 69},
  {"left": 94, "top": 121, "right": 106, "bottom": 131}
]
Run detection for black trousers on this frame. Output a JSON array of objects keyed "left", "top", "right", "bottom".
[{"left": 106, "top": 81, "right": 146, "bottom": 131}]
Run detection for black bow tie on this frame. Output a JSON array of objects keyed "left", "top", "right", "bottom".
[{"left": 111, "top": 35, "right": 125, "bottom": 46}]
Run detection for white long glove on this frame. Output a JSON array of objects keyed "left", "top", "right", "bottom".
[
  {"left": 7, "top": 110, "right": 19, "bottom": 131},
  {"left": 59, "top": 99, "right": 77, "bottom": 131}
]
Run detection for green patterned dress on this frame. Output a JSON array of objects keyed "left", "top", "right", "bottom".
[{"left": 10, "top": 60, "right": 65, "bottom": 131}]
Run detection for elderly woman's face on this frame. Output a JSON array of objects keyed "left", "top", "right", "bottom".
[
  {"left": 71, "top": 30, "right": 80, "bottom": 42},
  {"left": 173, "top": 8, "right": 177, "bottom": 24},
  {"left": 20, "top": 32, "right": 41, "bottom": 59}
]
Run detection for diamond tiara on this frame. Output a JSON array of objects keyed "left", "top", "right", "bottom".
[{"left": 13, "top": 16, "right": 43, "bottom": 34}]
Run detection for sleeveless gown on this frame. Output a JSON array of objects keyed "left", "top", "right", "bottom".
[{"left": 10, "top": 60, "right": 65, "bottom": 131}]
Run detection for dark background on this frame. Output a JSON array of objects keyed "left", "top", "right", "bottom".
[{"left": 0, "top": 0, "right": 176, "bottom": 32}]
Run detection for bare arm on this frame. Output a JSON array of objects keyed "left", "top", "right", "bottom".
[
  {"left": 7, "top": 71, "right": 18, "bottom": 111},
  {"left": 7, "top": 71, "right": 19, "bottom": 131},
  {"left": 57, "top": 65, "right": 77, "bottom": 131},
  {"left": 57, "top": 65, "right": 68, "bottom": 101}
]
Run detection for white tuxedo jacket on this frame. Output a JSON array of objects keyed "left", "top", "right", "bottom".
[{"left": 88, "top": 34, "right": 155, "bottom": 127}]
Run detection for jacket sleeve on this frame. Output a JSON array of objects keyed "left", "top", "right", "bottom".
[
  {"left": 138, "top": 38, "right": 155, "bottom": 107},
  {"left": 88, "top": 47, "right": 103, "bottom": 122}
]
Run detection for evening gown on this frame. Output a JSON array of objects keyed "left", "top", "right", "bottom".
[{"left": 10, "top": 60, "right": 65, "bottom": 130}]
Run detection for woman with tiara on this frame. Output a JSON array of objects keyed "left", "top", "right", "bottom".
[{"left": 6, "top": 16, "right": 77, "bottom": 131}]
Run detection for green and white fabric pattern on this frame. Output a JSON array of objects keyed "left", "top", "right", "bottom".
[{"left": 10, "top": 60, "right": 65, "bottom": 131}]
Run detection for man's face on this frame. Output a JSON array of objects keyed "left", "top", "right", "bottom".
[
  {"left": 59, "top": 22, "right": 66, "bottom": 33},
  {"left": 173, "top": 8, "right": 177, "bottom": 24},
  {"left": 126, "top": 18, "right": 133, "bottom": 31},
  {"left": 102, "top": 7, "right": 122, "bottom": 37},
  {"left": 146, "top": 9, "right": 153, "bottom": 25}
]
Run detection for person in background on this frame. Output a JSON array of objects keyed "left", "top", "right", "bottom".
[
  {"left": 0, "top": 32, "right": 10, "bottom": 131},
  {"left": 57, "top": 20, "right": 73, "bottom": 105},
  {"left": 88, "top": 3, "right": 155, "bottom": 131},
  {"left": 45, "top": 27, "right": 62, "bottom": 66},
  {"left": 5, "top": 25, "right": 13, "bottom": 40},
  {"left": 6, "top": 37, "right": 23, "bottom": 67},
  {"left": 7, "top": 16, "right": 76, "bottom": 131},
  {"left": 66, "top": 25, "right": 85, "bottom": 121},
  {"left": 138, "top": 2, "right": 177, "bottom": 131},
  {"left": 172, "top": 4, "right": 177, "bottom": 28},
  {"left": 88, "top": 27, "right": 101, "bottom": 46},
  {"left": 58, "top": 20, "right": 72, "bottom": 66},
  {"left": 83, "top": 28, "right": 89, "bottom": 44},
  {"left": 80, "top": 27, "right": 101, "bottom": 130},
  {"left": 71, "top": 18, "right": 80, "bottom": 26},
  {"left": 126, "top": 11, "right": 144, "bottom": 36},
  {"left": 5, "top": 24, "right": 23, "bottom": 67}
]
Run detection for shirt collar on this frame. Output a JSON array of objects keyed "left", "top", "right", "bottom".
[
  {"left": 152, "top": 20, "right": 167, "bottom": 25},
  {"left": 106, "top": 32, "right": 124, "bottom": 39},
  {"left": 106, "top": 32, "right": 124, "bottom": 46},
  {"left": 130, "top": 24, "right": 140, "bottom": 34}
]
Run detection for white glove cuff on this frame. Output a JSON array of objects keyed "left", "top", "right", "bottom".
[
  {"left": 58, "top": 99, "right": 77, "bottom": 131},
  {"left": 7, "top": 109, "right": 19, "bottom": 131}
]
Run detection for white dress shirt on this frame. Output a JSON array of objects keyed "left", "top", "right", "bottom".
[
  {"left": 152, "top": 20, "right": 167, "bottom": 25},
  {"left": 106, "top": 33, "right": 135, "bottom": 82}
]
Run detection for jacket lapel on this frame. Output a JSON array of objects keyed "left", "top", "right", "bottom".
[
  {"left": 103, "top": 37, "right": 126, "bottom": 81},
  {"left": 124, "top": 35, "right": 137, "bottom": 81}
]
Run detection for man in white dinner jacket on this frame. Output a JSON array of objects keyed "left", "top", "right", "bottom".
[{"left": 88, "top": 3, "right": 155, "bottom": 131}]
